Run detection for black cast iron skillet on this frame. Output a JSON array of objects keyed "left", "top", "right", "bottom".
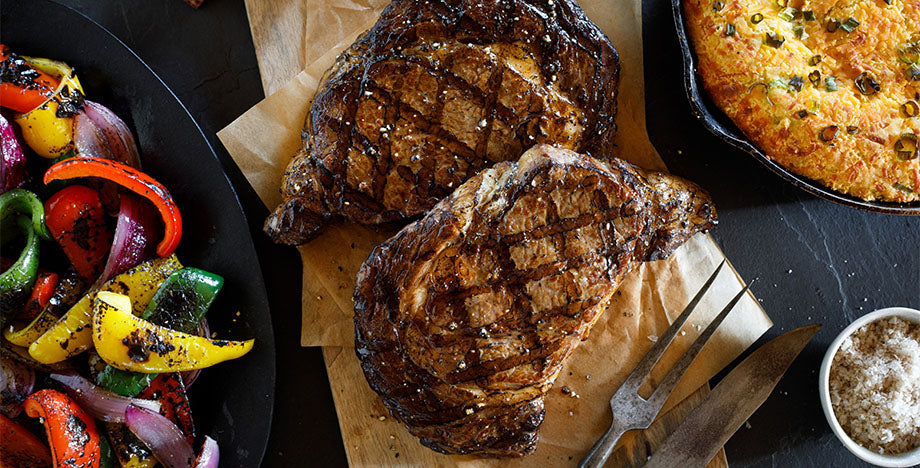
[
  {"left": 671, "top": 0, "right": 920, "bottom": 215},
  {"left": 1, "top": 1, "right": 276, "bottom": 465}
]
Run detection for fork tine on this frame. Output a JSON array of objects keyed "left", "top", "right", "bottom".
[
  {"left": 645, "top": 281, "right": 754, "bottom": 408},
  {"left": 617, "top": 260, "right": 725, "bottom": 394}
]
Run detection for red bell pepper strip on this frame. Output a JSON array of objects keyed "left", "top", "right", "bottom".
[
  {"left": 44, "top": 185, "right": 112, "bottom": 281},
  {"left": 24, "top": 389, "right": 101, "bottom": 468},
  {"left": 43, "top": 157, "right": 182, "bottom": 257},
  {"left": 0, "top": 413, "right": 52, "bottom": 468},
  {"left": 137, "top": 373, "right": 196, "bottom": 447},
  {"left": 0, "top": 46, "right": 60, "bottom": 113},
  {"left": 17, "top": 270, "right": 58, "bottom": 320}
]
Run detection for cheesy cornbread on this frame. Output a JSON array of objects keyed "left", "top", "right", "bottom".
[{"left": 685, "top": 0, "right": 920, "bottom": 202}]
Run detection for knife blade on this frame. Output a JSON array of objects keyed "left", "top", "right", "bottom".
[{"left": 644, "top": 324, "right": 821, "bottom": 468}]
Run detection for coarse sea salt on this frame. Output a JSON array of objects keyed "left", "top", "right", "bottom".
[{"left": 829, "top": 316, "right": 920, "bottom": 454}]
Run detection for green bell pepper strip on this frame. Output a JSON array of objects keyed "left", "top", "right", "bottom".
[
  {"left": 0, "top": 188, "right": 52, "bottom": 241},
  {"left": 142, "top": 267, "right": 224, "bottom": 331},
  {"left": 0, "top": 215, "right": 40, "bottom": 326},
  {"left": 95, "top": 267, "right": 224, "bottom": 396}
]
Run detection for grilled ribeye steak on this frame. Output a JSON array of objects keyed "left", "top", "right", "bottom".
[
  {"left": 264, "top": 0, "right": 620, "bottom": 245},
  {"left": 353, "top": 145, "right": 716, "bottom": 456}
]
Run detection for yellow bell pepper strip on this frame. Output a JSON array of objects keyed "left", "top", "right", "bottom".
[
  {"left": 104, "top": 423, "right": 156, "bottom": 468},
  {"left": 4, "top": 306, "right": 59, "bottom": 347},
  {"left": 3, "top": 269, "right": 88, "bottom": 347},
  {"left": 22, "top": 55, "right": 84, "bottom": 97},
  {"left": 24, "top": 389, "right": 101, "bottom": 468},
  {"left": 43, "top": 157, "right": 183, "bottom": 257},
  {"left": 14, "top": 101, "right": 76, "bottom": 158},
  {"left": 0, "top": 413, "right": 52, "bottom": 468},
  {"left": 0, "top": 45, "right": 60, "bottom": 113},
  {"left": 28, "top": 255, "right": 182, "bottom": 364},
  {"left": 92, "top": 291, "right": 253, "bottom": 373}
]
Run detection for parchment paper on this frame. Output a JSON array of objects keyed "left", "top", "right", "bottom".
[{"left": 219, "top": 0, "right": 774, "bottom": 465}]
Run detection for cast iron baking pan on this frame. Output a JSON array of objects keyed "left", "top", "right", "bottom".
[
  {"left": 1, "top": 1, "right": 276, "bottom": 465},
  {"left": 671, "top": 0, "right": 920, "bottom": 215}
]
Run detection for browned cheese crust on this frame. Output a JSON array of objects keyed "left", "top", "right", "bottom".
[
  {"left": 264, "top": 0, "right": 620, "bottom": 245},
  {"left": 353, "top": 145, "right": 717, "bottom": 457},
  {"left": 684, "top": 0, "right": 920, "bottom": 202}
]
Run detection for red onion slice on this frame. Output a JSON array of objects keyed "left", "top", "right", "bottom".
[
  {"left": 0, "top": 113, "right": 28, "bottom": 194},
  {"left": 0, "top": 357, "right": 35, "bottom": 418},
  {"left": 49, "top": 372, "right": 160, "bottom": 423},
  {"left": 74, "top": 100, "right": 141, "bottom": 169},
  {"left": 193, "top": 436, "right": 219, "bottom": 468},
  {"left": 99, "top": 193, "right": 158, "bottom": 283},
  {"left": 125, "top": 404, "right": 196, "bottom": 468}
]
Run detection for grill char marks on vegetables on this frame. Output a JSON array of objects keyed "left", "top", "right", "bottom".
[
  {"left": 353, "top": 145, "right": 717, "bottom": 457},
  {"left": 264, "top": 0, "right": 620, "bottom": 245}
]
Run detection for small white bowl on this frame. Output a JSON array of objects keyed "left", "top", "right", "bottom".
[{"left": 818, "top": 307, "right": 920, "bottom": 467}]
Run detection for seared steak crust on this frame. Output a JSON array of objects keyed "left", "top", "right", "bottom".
[
  {"left": 265, "top": 0, "right": 620, "bottom": 244},
  {"left": 353, "top": 145, "right": 716, "bottom": 456}
]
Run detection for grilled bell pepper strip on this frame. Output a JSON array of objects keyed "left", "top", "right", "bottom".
[
  {"left": 16, "top": 270, "right": 57, "bottom": 320},
  {"left": 98, "top": 429, "right": 116, "bottom": 468},
  {"left": 104, "top": 423, "right": 156, "bottom": 468},
  {"left": 0, "top": 413, "right": 52, "bottom": 468},
  {"left": 0, "top": 216, "right": 40, "bottom": 326},
  {"left": 28, "top": 255, "right": 182, "bottom": 364},
  {"left": 43, "top": 157, "right": 182, "bottom": 257},
  {"left": 143, "top": 268, "right": 223, "bottom": 331},
  {"left": 137, "top": 373, "right": 195, "bottom": 446},
  {"left": 92, "top": 291, "right": 253, "bottom": 373},
  {"left": 0, "top": 188, "right": 53, "bottom": 241},
  {"left": 14, "top": 101, "right": 77, "bottom": 158},
  {"left": 45, "top": 185, "right": 112, "bottom": 280},
  {"left": 96, "top": 366, "right": 155, "bottom": 398},
  {"left": 97, "top": 267, "right": 224, "bottom": 395},
  {"left": 24, "top": 389, "right": 101, "bottom": 468},
  {"left": 3, "top": 269, "right": 87, "bottom": 346},
  {"left": 0, "top": 45, "right": 60, "bottom": 113}
]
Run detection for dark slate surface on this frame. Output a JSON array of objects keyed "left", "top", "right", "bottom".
[{"left": 49, "top": 0, "right": 920, "bottom": 466}]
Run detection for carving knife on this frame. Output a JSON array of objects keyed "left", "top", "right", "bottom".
[{"left": 644, "top": 324, "right": 821, "bottom": 468}]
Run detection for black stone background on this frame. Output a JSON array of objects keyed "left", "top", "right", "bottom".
[{"left": 44, "top": 0, "right": 920, "bottom": 466}]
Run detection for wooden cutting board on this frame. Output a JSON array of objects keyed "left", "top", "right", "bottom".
[{"left": 241, "top": 0, "right": 730, "bottom": 466}]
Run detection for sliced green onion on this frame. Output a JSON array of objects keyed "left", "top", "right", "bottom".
[
  {"left": 820, "top": 125, "right": 839, "bottom": 142},
  {"left": 794, "top": 25, "right": 807, "bottom": 39},
  {"left": 789, "top": 75, "right": 804, "bottom": 92},
  {"left": 840, "top": 17, "right": 859, "bottom": 32},
  {"left": 779, "top": 7, "right": 799, "bottom": 21},
  {"left": 725, "top": 23, "right": 736, "bottom": 36},
  {"left": 902, "top": 100, "right": 919, "bottom": 117},
  {"left": 803, "top": 10, "right": 816, "bottom": 21},
  {"left": 895, "top": 133, "right": 919, "bottom": 159},
  {"left": 764, "top": 32, "right": 786, "bottom": 48},
  {"left": 826, "top": 19, "right": 840, "bottom": 32},
  {"left": 713, "top": 1, "right": 725, "bottom": 11},
  {"left": 846, "top": 125, "right": 859, "bottom": 134},
  {"left": 825, "top": 76, "right": 838, "bottom": 91},
  {"left": 751, "top": 13, "right": 764, "bottom": 24},
  {"left": 893, "top": 183, "right": 915, "bottom": 194},
  {"left": 855, "top": 72, "right": 880, "bottom": 95},
  {"left": 770, "top": 78, "right": 788, "bottom": 89},
  {"left": 775, "top": 0, "right": 788, "bottom": 7},
  {"left": 808, "top": 70, "right": 822, "bottom": 86},
  {"left": 747, "top": 81, "right": 775, "bottom": 105},
  {"left": 808, "top": 54, "right": 822, "bottom": 66},
  {"left": 797, "top": 109, "right": 810, "bottom": 118}
]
